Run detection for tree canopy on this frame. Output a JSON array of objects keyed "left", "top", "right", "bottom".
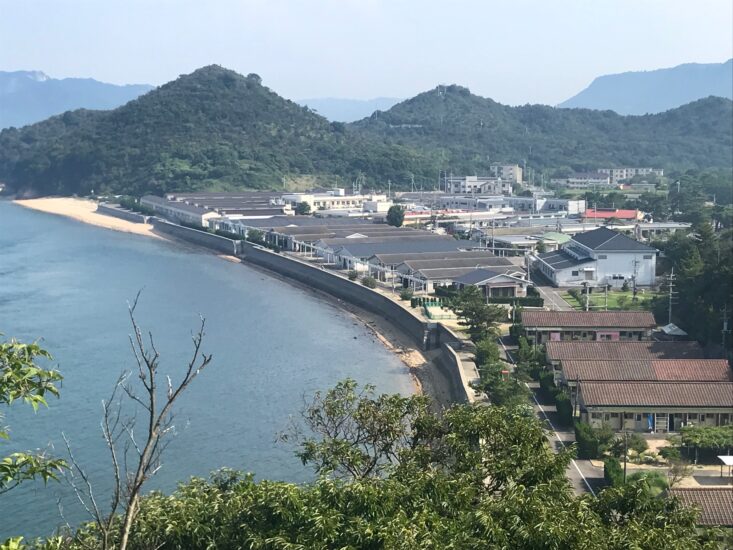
[
  {"left": 0, "top": 337, "right": 65, "bottom": 495},
  {"left": 34, "top": 379, "right": 720, "bottom": 549}
]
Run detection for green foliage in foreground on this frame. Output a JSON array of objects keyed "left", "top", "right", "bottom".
[
  {"left": 28, "top": 380, "right": 717, "bottom": 549},
  {"left": 0, "top": 339, "right": 66, "bottom": 495}
]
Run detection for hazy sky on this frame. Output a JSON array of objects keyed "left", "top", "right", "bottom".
[{"left": 2, "top": 0, "right": 731, "bottom": 105}]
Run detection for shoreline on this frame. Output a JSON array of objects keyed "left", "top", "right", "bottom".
[
  {"left": 9, "top": 197, "right": 458, "bottom": 407},
  {"left": 13, "top": 197, "right": 164, "bottom": 239}
]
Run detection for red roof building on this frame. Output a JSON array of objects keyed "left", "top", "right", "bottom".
[{"left": 583, "top": 208, "right": 642, "bottom": 221}]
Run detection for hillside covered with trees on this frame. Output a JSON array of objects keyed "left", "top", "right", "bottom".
[{"left": 0, "top": 66, "right": 731, "bottom": 197}]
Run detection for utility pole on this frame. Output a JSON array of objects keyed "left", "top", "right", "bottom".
[
  {"left": 631, "top": 258, "right": 640, "bottom": 302},
  {"left": 722, "top": 305, "right": 731, "bottom": 353},
  {"left": 623, "top": 431, "right": 628, "bottom": 483},
  {"left": 605, "top": 285, "right": 608, "bottom": 311},
  {"left": 667, "top": 267, "right": 676, "bottom": 325},
  {"left": 387, "top": 179, "right": 391, "bottom": 200}
]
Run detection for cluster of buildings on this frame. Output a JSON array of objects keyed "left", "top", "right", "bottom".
[
  {"left": 521, "top": 311, "right": 733, "bottom": 434},
  {"left": 551, "top": 167, "right": 664, "bottom": 190},
  {"left": 211, "top": 215, "right": 531, "bottom": 297}
]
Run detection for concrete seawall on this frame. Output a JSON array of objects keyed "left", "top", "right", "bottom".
[
  {"left": 97, "top": 203, "right": 149, "bottom": 223},
  {"left": 239, "top": 242, "right": 433, "bottom": 349},
  {"left": 153, "top": 219, "right": 242, "bottom": 256},
  {"left": 148, "top": 222, "right": 475, "bottom": 403}
]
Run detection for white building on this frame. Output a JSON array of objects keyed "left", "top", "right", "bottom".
[
  {"left": 597, "top": 167, "right": 664, "bottom": 184},
  {"left": 551, "top": 172, "right": 613, "bottom": 189},
  {"left": 533, "top": 226, "right": 657, "bottom": 287},
  {"left": 489, "top": 164, "right": 523, "bottom": 183},
  {"left": 140, "top": 195, "right": 219, "bottom": 228},
  {"left": 445, "top": 176, "right": 512, "bottom": 195},
  {"left": 436, "top": 195, "right": 586, "bottom": 217},
  {"left": 282, "top": 192, "right": 388, "bottom": 211}
]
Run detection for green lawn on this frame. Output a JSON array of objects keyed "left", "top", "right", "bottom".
[{"left": 560, "top": 290, "right": 660, "bottom": 311}]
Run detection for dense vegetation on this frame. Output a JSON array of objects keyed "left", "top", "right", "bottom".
[
  {"left": 0, "top": 66, "right": 730, "bottom": 197},
  {"left": 26, "top": 380, "right": 721, "bottom": 549}
]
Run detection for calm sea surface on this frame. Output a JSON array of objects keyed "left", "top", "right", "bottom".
[{"left": 0, "top": 202, "right": 412, "bottom": 539}]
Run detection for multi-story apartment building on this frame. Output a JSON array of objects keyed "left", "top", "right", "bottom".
[
  {"left": 597, "top": 167, "right": 664, "bottom": 184},
  {"left": 445, "top": 176, "right": 513, "bottom": 195},
  {"left": 488, "top": 164, "right": 523, "bottom": 183},
  {"left": 551, "top": 172, "right": 613, "bottom": 189}
]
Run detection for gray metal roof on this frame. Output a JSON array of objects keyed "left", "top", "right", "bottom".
[
  {"left": 339, "top": 239, "right": 464, "bottom": 258},
  {"left": 415, "top": 266, "right": 520, "bottom": 281},
  {"left": 370, "top": 250, "right": 495, "bottom": 266},
  {"left": 537, "top": 249, "right": 594, "bottom": 269},
  {"left": 400, "top": 257, "right": 513, "bottom": 271},
  {"left": 453, "top": 268, "right": 511, "bottom": 285},
  {"left": 572, "top": 227, "right": 655, "bottom": 252},
  {"left": 141, "top": 195, "right": 212, "bottom": 215}
]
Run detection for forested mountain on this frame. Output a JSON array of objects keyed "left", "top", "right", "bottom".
[
  {"left": 353, "top": 85, "right": 733, "bottom": 175},
  {"left": 558, "top": 59, "right": 733, "bottom": 114},
  {"left": 0, "top": 67, "right": 429, "bottom": 196},
  {"left": 0, "top": 70, "right": 152, "bottom": 129},
  {"left": 297, "top": 97, "right": 402, "bottom": 122},
  {"left": 0, "top": 66, "right": 731, "bottom": 197}
]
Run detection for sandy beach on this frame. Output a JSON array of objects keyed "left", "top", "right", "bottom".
[
  {"left": 13, "top": 197, "right": 163, "bottom": 239},
  {"left": 9, "top": 196, "right": 457, "bottom": 406}
]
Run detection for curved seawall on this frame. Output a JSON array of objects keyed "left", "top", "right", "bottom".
[{"left": 143, "top": 220, "right": 474, "bottom": 404}]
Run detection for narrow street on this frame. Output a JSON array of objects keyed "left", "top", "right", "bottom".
[
  {"left": 525, "top": 381, "right": 605, "bottom": 495},
  {"left": 498, "top": 337, "right": 604, "bottom": 496}
]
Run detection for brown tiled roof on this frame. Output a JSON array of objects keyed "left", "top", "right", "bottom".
[
  {"left": 651, "top": 360, "right": 732, "bottom": 381},
  {"left": 563, "top": 359, "right": 732, "bottom": 382},
  {"left": 546, "top": 341, "right": 705, "bottom": 361},
  {"left": 668, "top": 488, "right": 733, "bottom": 526},
  {"left": 580, "top": 381, "right": 733, "bottom": 407},
  {"left": 522, "top": 311, "right": 656, "bottom": 329},
  {"left": 562, "top": 360, "right": 654, "bottom": 381}
]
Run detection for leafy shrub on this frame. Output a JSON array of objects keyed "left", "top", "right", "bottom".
[
  {"left": 399, "top": 288, "right": 414, "bottom": 301},
  {"left": 554, "top": 391, "right": 573, "bottom": 425},
  {"left": 610, "top": 432, "right": 649, "bottom": 458},
  {"left": 538, "top": 371, "right": 555, "bottom": 394},
  {"left": 660, "top": 446, "right": 681, "bottom": 461},
  {"left": 347, "top": 270, "right": 358, "bottom": 281},
  {"left": 575, "top": 422, "right": 615, "bottom": 459},
  {"left": 474, "top": 337, "right": 501, "bottom": 366},
  {"left": 361, "top": 276, "right": 377, "bottom": 289},
  {"left": 627, "top": 471, "right": 668, "bottom": 495},
  {"left": 604, "top": 457, "right": 624, "bottom": 487}
]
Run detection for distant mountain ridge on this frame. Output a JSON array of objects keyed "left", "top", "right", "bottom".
[
  {"left": 0, "top": 66, "right": 730, "bottom": 198},
  {"left": 297, "top": 97, "right": 402, "bottom": 122},
  {"left": 559, "top": 59, "right": 733, "bottom": 115},
  {"left": 0, "top": 70, "right": 153, "bottom": 129}
]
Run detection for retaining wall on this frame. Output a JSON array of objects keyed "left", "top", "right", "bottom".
[
  {"left": 153, "top": 219, "right": 241, "bottom": 256},
  {"left": 97, "top": 203, "right": 149, "bottom": 223},
  {"left": 240, "top": 242, "right": 431, "bottom": 348},
  {"left": 145, "top": 222, "right": 474, "bottom": 403}
]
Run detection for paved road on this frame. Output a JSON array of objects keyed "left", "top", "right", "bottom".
[
  {"left": 498, "top": 337, "right": 603, "bottom": 495},
  {"left": 525, "top": 381, "right": 605, "bottom": 495},
  {"left": 534, "top": 284, "right": 574, "bottom": 311}
]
